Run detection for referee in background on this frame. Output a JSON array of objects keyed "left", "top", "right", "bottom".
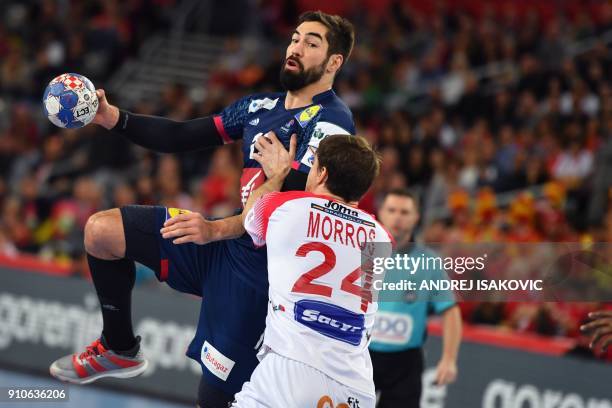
[{"left": 370, "top": 189, "right": 462, "bottom": 407}]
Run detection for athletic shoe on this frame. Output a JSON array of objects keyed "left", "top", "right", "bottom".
[{"left": 49, "top": 336, "right": 148, "bottom": 384}]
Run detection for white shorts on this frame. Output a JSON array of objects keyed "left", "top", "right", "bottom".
[{"left": 232, "top": 351, "right": 375, "bottom": 408}]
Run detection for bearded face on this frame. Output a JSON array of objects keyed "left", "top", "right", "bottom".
[{"left": 280, "top": 54, "right": 329, "bottom": 92}]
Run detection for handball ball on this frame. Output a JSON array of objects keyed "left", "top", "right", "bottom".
[{"left": 43, "top": 73, "right": 99, "bottom": 129}]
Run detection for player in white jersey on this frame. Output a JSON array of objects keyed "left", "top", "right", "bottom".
[{"left": 234, "top": 134, "right": 393, "bottom": 407}]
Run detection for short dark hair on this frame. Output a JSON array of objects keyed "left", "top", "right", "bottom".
[
  {"left": 298, "top": 11, "right": 355, "bottom": 68},
  {"left": 382, "top": 188, "right": 419, "bottom": 211},
  {"left": 316, "top": 135, "right": 380, "bottom": 202},
  {"left": 384, "top": 188, "right": 417, "bottom": 203}
]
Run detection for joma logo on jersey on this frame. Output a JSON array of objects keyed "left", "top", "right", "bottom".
[
  {"left": 295, "top": 300, "right": 365, "bottom": 346},
  {"left": 310, "top": 203, "right": 375, "bottom": 228},
  {"left": 324, "top": 200, "right": 359, "bottom": 217}
]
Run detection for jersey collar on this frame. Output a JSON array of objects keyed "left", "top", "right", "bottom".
[
  {"left": 282, "top": 89, "right": 336, "bottom": 112},
  {"left": 312, "top": 88, "right": 336, "bottom": 103},
  {"left": 283, "top": 89, "right": 336, "bottom": 108}
]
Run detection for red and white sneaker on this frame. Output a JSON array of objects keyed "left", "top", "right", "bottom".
[{"left": 50, "top": 336, "right": 148, "bottom": 384}]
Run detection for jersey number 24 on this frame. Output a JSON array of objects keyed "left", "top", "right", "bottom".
[{"left": 292, "top": 242, "right": 372, "bottom": 312}]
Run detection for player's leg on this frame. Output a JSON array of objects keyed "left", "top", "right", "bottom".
[
  {"left": 232, "top": 351, "right": 375, "bottom": 408},
  {"left": 84, "top": 208, "right": 137, "bottom": 351},
  {"left": 89, "top": 205, "right": 206, "bottom": 328},
  {"left": 87, "top": 206, "right": 256, "bottom": 408},
  {"left": 370, "top": 349, "right": 392, "bottom": 406},
  {"left": 49, "top": 207, "right": 147, "bottom": 384},
  {"left": 374, "top": 348, "right": 423, "bottom": 408},
  {"left": 197, "top": 375, "right": 235, "bottom": 408},
  {"left": 189, "top": 235, "right": 268, "bottom": 407},
  {"left": 50, "top": 205, "right": 203, "bottom": 384}
]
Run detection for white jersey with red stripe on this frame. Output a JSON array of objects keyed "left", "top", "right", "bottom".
[{"left": 244, "top": 191, "right": 393, "bottom": 396}]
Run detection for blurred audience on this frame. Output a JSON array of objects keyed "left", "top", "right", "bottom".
[{"left": 0, "top": 0, "right": 611, "bottom": 356}]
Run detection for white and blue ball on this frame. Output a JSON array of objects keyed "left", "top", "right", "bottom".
[{"left": 43, "top": 73, "right": 98, "bottom": 129}]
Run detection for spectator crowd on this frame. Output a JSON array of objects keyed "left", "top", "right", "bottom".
[{"left": 0, "top": 0, "right": 610, "bottom": 358}]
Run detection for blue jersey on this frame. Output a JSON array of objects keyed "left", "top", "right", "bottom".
[
  {"left": 213, "top": 89, "right": 355, "bottom": 206},
  {"left": 161, "top": 89, "right": 355, "bottom": 396},
  {"left": 369, "top": 246, "right": 456, "bottom": 352}
]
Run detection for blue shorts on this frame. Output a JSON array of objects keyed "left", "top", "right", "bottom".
[{"left": 121, "top": 205, "right": 268, "bottom": 397}]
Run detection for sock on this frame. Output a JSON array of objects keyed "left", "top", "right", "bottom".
[
  {"left": 87, "top": 254, "right": 137, "bottom": 351},
  {"left": 100, "top": 335, "right": 141, "bottom": 358}
]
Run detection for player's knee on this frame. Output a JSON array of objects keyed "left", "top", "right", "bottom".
[{"left": 84, "top": 209, "right": 125, "bottom": 259}]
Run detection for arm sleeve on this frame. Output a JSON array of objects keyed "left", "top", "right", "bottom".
[
  {"left": 112, "top": 110, "right": 224, "bottom": 153},
  {"left": 215, "top": 95, "right": 255, "bottom": 142},
  {"left": 111, "top": 95, "right": 254, "bottom": 153}
]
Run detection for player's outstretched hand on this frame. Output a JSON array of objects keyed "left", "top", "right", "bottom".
[
  {"left": 581, "top": 310, "right": 612, "bottom": 351},
  {"left": 92, "top": 89, "right": 121, "bottom": 130},
  {"left": 253, "top": 131, "right": 297, "bottom": 181},
  {"left": 160, "top": 212, "right": 214, "bottom": 245},
  {"left": 434, "top": 359, "right": 458, "bottom": 386}
]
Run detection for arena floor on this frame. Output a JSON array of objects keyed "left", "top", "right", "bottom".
[{"left": 0, "top": 368, "right": 190, "bottom": 408}]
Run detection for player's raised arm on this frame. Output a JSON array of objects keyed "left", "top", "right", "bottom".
[{"left": 91, "top": 89, "right": 235, "bottom": 153}]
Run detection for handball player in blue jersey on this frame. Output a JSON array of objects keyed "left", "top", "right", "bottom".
[{"left": 49, "top": 11, "right": 356, "bottom": 407}]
